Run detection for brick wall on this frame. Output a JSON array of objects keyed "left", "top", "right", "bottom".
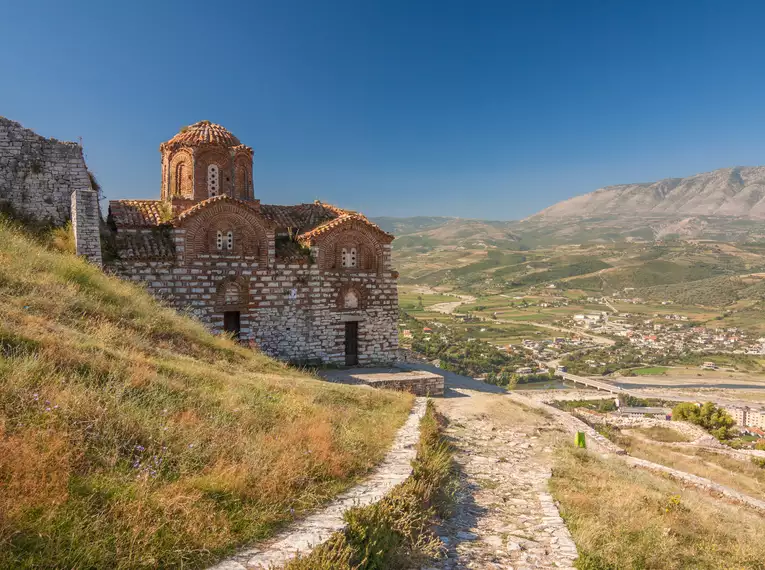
[
  {"left": 110, "top": 228, "right": 399, "bottom": 364},
  {"left": 0, "top": 117, "right": 92, "bottom": 226}
]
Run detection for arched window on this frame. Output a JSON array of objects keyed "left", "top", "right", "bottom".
[
  {"left": 341, "top": 248, "right": 348, "bottom": 267},
  {"left": 216, "top": 230, "right": 223, "bottom": 250},
  {"left": 223, "top": 282, "right": 241, "bottom": 305},
  {"left": 226, "top": 230, "right": 233, "bottom": 251},
  {"left": 175, "top": 163, "right": 186, "bottom": 196},
  {"left": 207, "top": 164, "right": 220, "bottom": 197},
  {"left": 344, "top": 290, "right": 359, "bottom": 309},
  {"left": 349, "top": 247, "right": 357, "bottom": 267}
]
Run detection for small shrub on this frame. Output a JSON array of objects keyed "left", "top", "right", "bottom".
[{"left": 752, "top": 457, "right": 765, "bottom": 469}]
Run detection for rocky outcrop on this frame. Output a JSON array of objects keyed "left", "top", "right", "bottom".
[{"left": 530, "top": 166, "right": 765, "bottom": 220}]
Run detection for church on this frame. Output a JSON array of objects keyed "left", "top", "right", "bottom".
[{"left": 106, "top": 121, "right": 399, "bottom": 365}]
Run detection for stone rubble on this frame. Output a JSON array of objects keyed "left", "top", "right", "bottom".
[{"left": 208, "top": 397, "right": 427, "bottom": 570}]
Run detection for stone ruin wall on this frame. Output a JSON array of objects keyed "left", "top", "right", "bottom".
[
  {"left": 0, "top": 117, "right": 92, "bottom": 225},
  {"left": 0, "top": 117, "right": 102, "bottom": 264},
  {"left": 110, "top": 228, "right": 399, "bottom": 364}
]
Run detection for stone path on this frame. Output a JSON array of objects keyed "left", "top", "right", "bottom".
[
  {"left": 209, "top": 398, "right": 426, "bottom": 570},
  {"left": 427, "top": 390, "right": 578, "bottom": 570}
]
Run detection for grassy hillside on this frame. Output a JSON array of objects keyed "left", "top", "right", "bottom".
[
  {"left": 551, "top": 447, "right": 765, "bottom": 569},
  {"left": 0, "top": 221, "right": 412, "bottom": 569}
]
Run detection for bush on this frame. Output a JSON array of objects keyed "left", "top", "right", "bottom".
[
  {"left": 672, "top": 402, "right": 735, "bottom": 440},
  {"left": 751, "top": 457, "right": 765, "bottom": 469}
]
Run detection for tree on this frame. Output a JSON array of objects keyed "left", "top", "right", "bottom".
[
  {"left": 671, "top": 402, "right": 700, "bottom": 423},
  {"left": 672, "top": 401, "right": 735, "bottom": 440}
]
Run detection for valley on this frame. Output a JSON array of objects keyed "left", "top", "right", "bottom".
[{"left": 389, "top": 212, "right": 765, "bottom": 409}]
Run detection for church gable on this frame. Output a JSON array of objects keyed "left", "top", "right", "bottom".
[
  {"left": 174, "top": 196, "right": 273, "bottom": 264},
  {"left": 302, "top": 216, "right": 393, "bottom": 274}
]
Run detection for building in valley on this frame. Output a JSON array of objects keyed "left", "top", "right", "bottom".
[{"left": 105, "top": 121, "right": 399, "bottom": 365}]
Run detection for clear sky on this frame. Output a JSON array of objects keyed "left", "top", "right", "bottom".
[{"left": 3, "top": 0, "right": 765, "bottom": 219}]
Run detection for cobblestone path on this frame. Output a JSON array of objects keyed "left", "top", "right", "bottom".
[{"left": 426, "top": 391, "right": 578, "bottom": 570}]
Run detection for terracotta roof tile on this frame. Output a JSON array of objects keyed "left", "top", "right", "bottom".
[
  {"left": 115, "top": 231, "right": 175, "bottom": 260},
  {"left": 161, "top": 120, "right": 249, "bottom": 151},
  {"left": 298, "top": 213, "right": 394, "bottom": 244},
  {"left": 260, "top": 202, "right": 343, "bottom": 232},
  {"left": 109, "top": 200, "right": 170, "bottom": 228},
  {"left": 171, "top": 195, "right": 266, "bottom": 226}
]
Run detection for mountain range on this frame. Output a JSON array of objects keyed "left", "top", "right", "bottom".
[{"left": 529, "top": 166, "right": 765, "bottom": 220}]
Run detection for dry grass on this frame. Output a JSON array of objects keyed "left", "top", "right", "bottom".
[
  {"left": 620, "top": 435, "right": 765, "bottom": 501},
  {"left": 283, "top": 401, "right": 457, "bottom": 570},
  {"left": 633, "top": 426, "right": 690, "bottom": 443},
  {"left": 0, "top": 220, "right": 413, "bottom": 569},
  {"left": 551, "top": 446, "right": 765, "bottom": 570}
]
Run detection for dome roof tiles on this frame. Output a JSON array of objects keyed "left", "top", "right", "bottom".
[{"left": 161, "top": 120, "right": 248, "bottom": 150}]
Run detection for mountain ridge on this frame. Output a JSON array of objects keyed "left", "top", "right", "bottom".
[{"left": 529, "top": 166, "right": 765, "bottom": 220}]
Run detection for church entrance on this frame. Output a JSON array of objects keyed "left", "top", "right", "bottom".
[
  {"left": 223, "top": 311, "right": 241, "bottom": 339},
  {"left": 344, "top": 321, "right": 359, "bottom": 366}
]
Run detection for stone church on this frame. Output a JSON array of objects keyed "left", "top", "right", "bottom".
[{"left": 106, "top": 121, "right": 399, "bottom": 365}]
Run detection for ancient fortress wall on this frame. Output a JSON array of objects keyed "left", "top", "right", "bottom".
[
  {"left": 0, "top": 117, "right": 102, "bottom": 264},
  {"left": 0, "top": 117, "right": 92, "bottom": 225}
]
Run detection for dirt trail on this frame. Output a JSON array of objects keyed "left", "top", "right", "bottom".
[{"left": 429, "top": 387, "right": 577, "bottom": 569}]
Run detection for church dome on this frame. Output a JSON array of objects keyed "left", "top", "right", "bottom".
[{"left": 161, "top": 120, "right": 242, "bottom": 150}]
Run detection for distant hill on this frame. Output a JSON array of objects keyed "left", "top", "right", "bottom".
[
  {"left": 371, "top": 216, "right": 455, "bottom": 235},
  {"left": 529, "top": 166, "right": 765, "bottom": 220}
]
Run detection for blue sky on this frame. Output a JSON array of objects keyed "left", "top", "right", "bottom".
[{"left": 3, "top": 1, "right": 765, "bottom": 219}]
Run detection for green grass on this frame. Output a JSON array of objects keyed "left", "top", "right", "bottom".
[{"left": 0, "top": 220, "right": 412, "bottom": 569}]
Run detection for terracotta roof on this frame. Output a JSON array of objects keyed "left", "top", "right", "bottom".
[
  {"left": 171, "top": 195, "right": 269, "bottom": 226},
  {"left": 109, "top": 197, "right": 390, "bottom": 244},
  {"left": 161, "top": 120, "right": 244, "bottom": 150},
  {"left": 260, "top": 202, "right": 344, "bottom": 232},
  {"left": 115, "top": 231, "right": 176, "bottom": 260},
  {"left": 109, "top": 200, "right": 170, "bottom": 228},
  {"left": 298, "top": 213, "right": 394, "bottom": 244}
]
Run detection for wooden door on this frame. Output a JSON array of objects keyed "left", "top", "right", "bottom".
[
  {"left": 344, "top": 321, "right": 358, "bottom": 366},
  {"left": 223, "top": 311, "right": 241, "bottom": 340}
]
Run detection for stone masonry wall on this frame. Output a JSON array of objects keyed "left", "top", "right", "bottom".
[
  {"left": 0, "top": 117, "right": 92, "bottom": 225},
  {"left": 111, "top": 229, "right": 399, "bottom": 364},
  {"left": 71, "top": 188, "right": 103, "bottom": 266}
]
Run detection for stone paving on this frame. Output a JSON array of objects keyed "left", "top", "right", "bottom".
[
  {"left": 208, "top": 397, "right": 427, "bottom": 570},
  {"left": 427, "top": 390, "right": 578, "bottom": 570}
]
